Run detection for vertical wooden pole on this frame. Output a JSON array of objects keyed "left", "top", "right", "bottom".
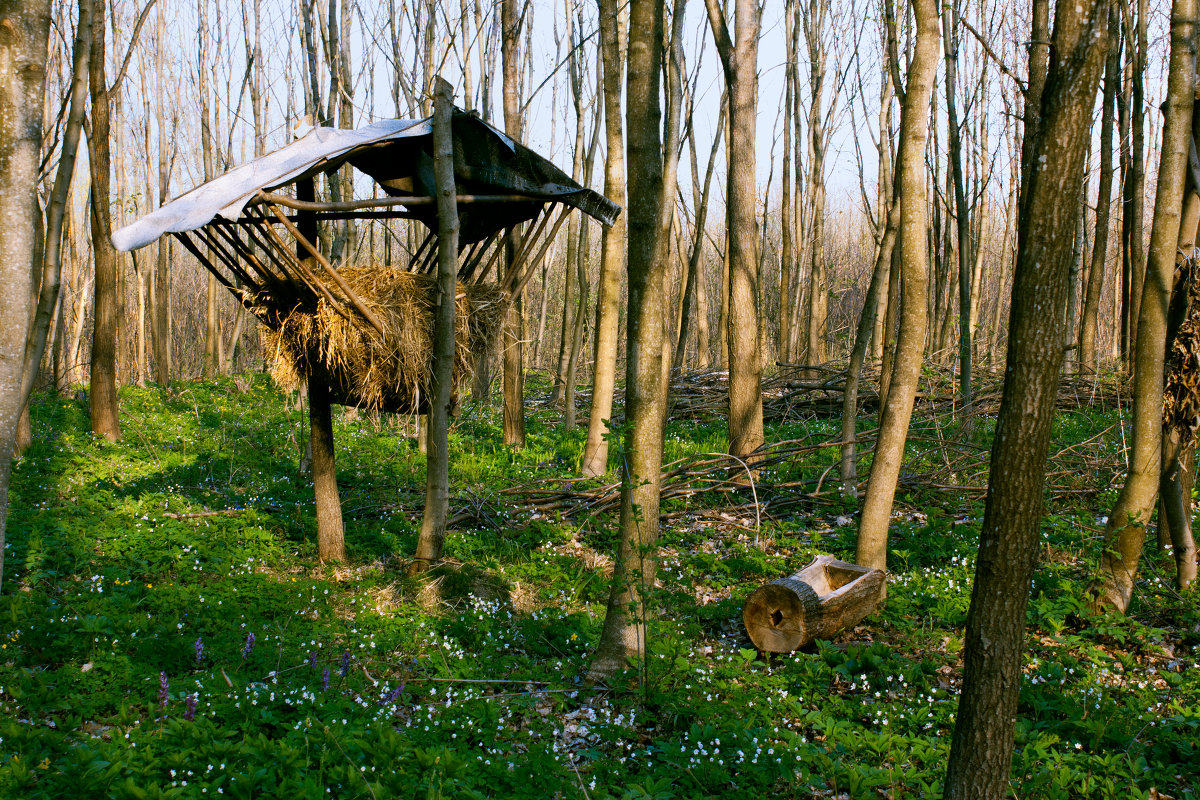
[
  {"left": 298, "top": 177, "right": 346, "bottom": 562},
  {"left": 412, "top": 77, "right": 460, "bottom": 573}
]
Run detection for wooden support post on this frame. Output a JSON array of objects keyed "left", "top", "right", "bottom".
[
  {"left": 309, "top": 377, "right": 346, "bottom": 562},
  {"left": 297, "top": 177, "right": 346, "bottom": 563},
  {"left": 411, "top": 77, "right": 460, "bottom": 574},
  {"left": 743, "top": 554, "right": 885, "bottom": 652}
]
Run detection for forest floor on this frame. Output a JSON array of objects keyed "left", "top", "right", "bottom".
[{"left": 1, "top": 372, "right": 1198, "bottom": 799}]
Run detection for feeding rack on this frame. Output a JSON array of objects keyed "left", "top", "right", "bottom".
[{"left": 112, "top": 110, "right": 620, "bottom": 413}]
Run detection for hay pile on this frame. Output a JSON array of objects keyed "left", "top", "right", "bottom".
[
  {"left": 1164, "top": 255, "right": 1200, "bottom": 443},
  {"left": 259, "top": 266, "right": 507, "bottom": 413}
]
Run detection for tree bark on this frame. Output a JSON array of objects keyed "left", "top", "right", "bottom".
[
  {"left": 580, "top": 0, "right": 626, "bottom": 477},
  {"left": 704, "top": 0, "right": 764, "bottom": 462},
  {"left": 803, "top": 0, "right": 829, "bottom": 367},
  {"left": 1079, "top": 9, "right": 1120, "bottom": 375},
  {"left": 939, "top": 1, "right": 1114, "bottom": 795},
  {"left": 501, "top": 0, "right": 526, "bottom": 448},
  {"left": 1095, "top": 0, "right": 1196, "bottom": 613},
  {"left": 412, "top": 78, "right": 459, "bottom": 574},
  {"left": 854, "top": 0, "right": 939, "bottom": 572},
  {"left": 943, "top": 0, "right": 973, "bottom": 407},
  {"left": 88, "top": 0, "right": 121, "bottom": 441},
  {"left": 295, "top": 177, "right": 345, "bottom": 562},
  {"left": 588, "top": 0, "right": 668, "bottom": 683},
  {"left": 0, "top": 0, "right": 51, "bottom": 593},
  {"left": 841, "top": 140, "right": 903, "bottom": 496},
  {"left": 20, "top": 0, "right": 91, "bottom": 420}
]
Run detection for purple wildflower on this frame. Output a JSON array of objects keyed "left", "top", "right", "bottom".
[
  {"left": 242, "top": 632, "right": 256, "bottom": 659},
  {"left": 158, "top": 672, "right": 169, "bottom": 708},
  {"left": 321, "top": 667, "right": 330, "bottom": 691},
  {"left": 308, "top": 651, "right": 317, "bottom": 670},
  {"left": 194, "top": 637, "right": 204, "bottom": 666},
  {"left": 339, "top": 650, "right": 351, "bottom": 678},
  {"left": 184, "top": 694, "right": 197, "bottom": 721},
  {"left": 380, "top": 683, "right": 405, "bottom": 705}
]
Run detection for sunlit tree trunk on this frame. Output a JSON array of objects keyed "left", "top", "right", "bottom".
[
  {"left": 1095, "top": 0, "right": 1196, "bottom": 613},
  {"left": 803, "top": 0, "right": 829, "bottom": 367},
  {"left": 944, "top": 2, "right": 1112, "bottom": 795},
  {"left": 855, "top": 0, "right": 939, "bottom": 572},
  {"left": 412, "top": 78, "right": 459, "bottom": 574},
  {"left": 1079, "top": 8, "right": 1120, "bottom": 375},
  {"left": 20, "top": 0, "right": 91, "bottom": 430},
  {"left": 198, "top": 0, "right": 221, "bottom": 377},
  {"left": 0, "top": 0, "right": 51, "bottom": 593},
  {"left": 88, "top": 0, "right": 122, "bottom": 441},
  {"left": 704, "top": 0, "right": 764, "bottom": 462},
  {"left": 580, "top": 0, "right": 626, "bottom": 477},
  {"left": 501, "top": 0, "right": 526, "bottom": 447},
  {"left": 943, "top": 0, "right": 973, "bottom": 407},
  {"left": 589, "top": 0, "right": 668, "bottom": 682}
]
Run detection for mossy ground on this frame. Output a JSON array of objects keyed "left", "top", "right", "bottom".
[{"left": 1, "top": 374, "right": 1197, "bottom": 798}]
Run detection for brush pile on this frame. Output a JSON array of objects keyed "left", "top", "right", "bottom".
[{"left": 257, "top": 266, "right": 506, "bottom": 413}]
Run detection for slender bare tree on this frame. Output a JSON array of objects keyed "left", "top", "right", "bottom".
[
  {"left": 1095, "top": 0, "right": 1197, "bottom": 612},
  {"left": 589, "top": 0, "right": 669, "bottom": 682},
  {"left": 412, "top": 77, "right": 460, "bottom": 573},
  {"left": 944, "top": 0, "right": 1113, "bottom": 794},
  {"left": 704, "top": 0, "right": 764, "bottom": 462},
  {"left": 580, "top": 0, "right": 626, "bottom": 477},
  {"left": 0, "top": 0, "right": 51, "bottom": 593},
  {"left": 855, "top": 0, "right": 940, "bottom": 572}
]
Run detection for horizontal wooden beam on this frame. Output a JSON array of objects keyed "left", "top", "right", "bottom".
[{"left": 253, "top": 191, "right": 544, "bottom": 213}]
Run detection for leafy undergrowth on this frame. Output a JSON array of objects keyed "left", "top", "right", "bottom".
[{"left": 1, "top": 374, "right": 1198, "bottom": 798}]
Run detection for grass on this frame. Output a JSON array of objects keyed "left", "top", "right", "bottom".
[{"left": 0, "top": 373, "right": 1197, "bottom": 798}]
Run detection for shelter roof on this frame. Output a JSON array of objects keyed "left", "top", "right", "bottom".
[{"left": 113, "top": 111, "right": 619, "bottom": 252}]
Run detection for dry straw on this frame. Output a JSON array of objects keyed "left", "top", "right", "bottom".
[{"left": 259, "top": 266, "right": 506, "bottom": 413}]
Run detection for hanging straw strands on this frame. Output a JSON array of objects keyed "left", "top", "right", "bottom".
[{"left": 172, "top": 186, "right": 573, "bottom": 414}]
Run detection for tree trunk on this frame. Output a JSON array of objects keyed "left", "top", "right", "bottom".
[
  {"left": 854, "top": 0, "right": 939, "bottom": 572},
  {"left": 841, "top": 140, "right": 903, "bottom": 496},
  {"left": 88, "top": 0, "right": 121, "bottom": 441},
  {"left": 705, "top": 0, "right": 764, "bottom": 462},
  {"left": 412, "top": 78, "right": 459, "bottom": 574},
  {"left": 943, "top": 0, "right": 973, "bottom": 407},
  {"left": 1079, "top": 10, "right": 1120, "bottom": 375},
  {"left": 672, "top": 99, "right": 723, "bottom": 372},
  {"left": 943, "top": 2, "right": 1112, "bottom": 795},
  {"left": 588, "top": 0, "right": 668, "bottom": 683},
  {"left": 0, "top": 0, "right": 51, "bottom": 593},
  {"left": 501, "top": 0, "right": 526, "bottom": 448},
  {"left": 803, "top": 0, "right": 829, "bottom": 367},
  {"left": 198, "top": 0, "right": 220, "bottom": 378},
  {"left": 1095, "top": 0, "right": 1196, "bottom": 613},
  {"left": 296, "top": 177, "right": 345, "bottom": 562},
  {"left": 152, "top": 1, "right": 171, "bottom": 385},
  {"left": 20, "top": 0, "right": 91, "bottom": 419},
  {"left": 580, "top": 0, "right": 626, "bottom": 477}
]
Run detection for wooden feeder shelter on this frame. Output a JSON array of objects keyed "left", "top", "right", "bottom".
[
  {"left": 113, "top": 105, "right": 620, "bottom": 563},
  {"left": 113, "top": 111, "right": 620, "bottom": 414}
]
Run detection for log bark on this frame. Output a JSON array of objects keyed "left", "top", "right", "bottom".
[{"left": 743, "top": 555, "right": 885, "bottom": 652}]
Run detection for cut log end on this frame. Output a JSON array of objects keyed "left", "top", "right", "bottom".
[{"left": 743, "top": 554, "right": 885, "bottom": 653}]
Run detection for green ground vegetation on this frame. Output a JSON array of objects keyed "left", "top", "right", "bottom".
[{"left": 0, "top": 374, "right": 1197, "bottom": 798}]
